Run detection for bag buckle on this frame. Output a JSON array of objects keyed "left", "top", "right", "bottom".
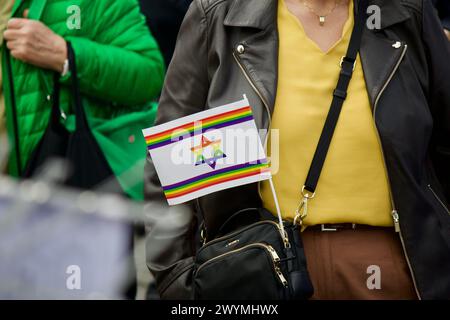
[
  {"left": 320, "top": 223, "right": 357, "bottom": 232},
  {"left": 200, "top": 227, "right": 207, "bottom": 246},
  {"left": 294, "top": 186, "right": 315, "bottom": 227},
  {"left": 339, "top": 56, "right": 356, "bottom": 71},
  {"left": 321, "top": 224, "right": 338, "bottom": 232}
]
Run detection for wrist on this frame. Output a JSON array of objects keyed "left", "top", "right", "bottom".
[
  {"left": 52, "top": 35, "right": 68, "bottom": 73},
  {"left": 61, "top": 58, "right": 69, "bottom": 77}
]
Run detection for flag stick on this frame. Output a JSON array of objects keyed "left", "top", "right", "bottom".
[{"left": 268, "top": 177, "right": 286, "bottom": 239}]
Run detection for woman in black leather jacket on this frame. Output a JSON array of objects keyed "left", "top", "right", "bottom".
[{"left": 145, "top": 0, "right": 450, "bottom": 300}]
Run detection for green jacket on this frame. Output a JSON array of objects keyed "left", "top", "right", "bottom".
[{"left": 1, "top": 0, "right": 165, "bottom": 200}]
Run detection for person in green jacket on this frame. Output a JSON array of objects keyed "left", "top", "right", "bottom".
[{"left": 1, "top": 0, "right": 165, "bottom": 200}]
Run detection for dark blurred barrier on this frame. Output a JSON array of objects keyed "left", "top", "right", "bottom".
[
  {"left": 139, "top": 0, "right": 193, "bottom": 67},
  {"left": 433, "top": 0, "right": 450, "bottom": 30}
]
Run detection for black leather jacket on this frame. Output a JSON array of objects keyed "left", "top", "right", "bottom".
[{"left": 145, "top": 0, "right": 450, "bottom": 299}]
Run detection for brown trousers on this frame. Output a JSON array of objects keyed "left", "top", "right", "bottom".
[{"left": 302, "top": 226, "right": 418, "bottom": 300}]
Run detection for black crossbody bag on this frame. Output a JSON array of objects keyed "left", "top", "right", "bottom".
[{"left": 192, "top": 0, "right": 369, "bottom": 300}]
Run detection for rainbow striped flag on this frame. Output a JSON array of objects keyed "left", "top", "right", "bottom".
[{"left": 142, "top": 96, "right": 271, "bottom": 205}]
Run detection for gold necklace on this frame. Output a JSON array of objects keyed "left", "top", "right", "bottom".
[{"left": 300, "top": 0, "right": 342, "bottom": 26}]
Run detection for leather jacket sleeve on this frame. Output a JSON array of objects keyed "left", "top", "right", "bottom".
[
  {"left": 144, "top": 0, "right": 209, "bottom": 299},
  {"left": 423, "top": 0, "right": 450, "bottom": 203}
]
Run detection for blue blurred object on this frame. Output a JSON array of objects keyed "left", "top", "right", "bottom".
[{"left": 0, "top": 178, "right": 136, "bottom": 299}]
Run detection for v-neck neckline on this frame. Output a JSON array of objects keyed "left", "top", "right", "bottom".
[{"left": 281, "top": 0, "right": 354, "bottom": 55}]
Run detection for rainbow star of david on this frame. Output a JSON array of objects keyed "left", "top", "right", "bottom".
[{"left": 191, "top": 135, "right": 226, "bottom": 169}]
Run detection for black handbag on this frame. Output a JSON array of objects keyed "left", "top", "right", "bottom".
[
  {"left": 23, "top": 42, "right": 119, "bottom": 191},
  {"left": 192, "top": 0, "right": 369, "bottom": 300},
  {"left": 194, "top": 207, "right": 313, "bottom": 300}
]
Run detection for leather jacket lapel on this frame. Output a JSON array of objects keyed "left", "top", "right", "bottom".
[
  {"left": 225, "top": 0, "right": 279, "bottom": 117},
  {"left": 367, "top": 0, "right": 411, "bottom": 29},
  {"left": 224, "top": 0, "right": 277, "bottom": 30},
  {"left": 231, "top": 30, "right": 279, "bottom": 117},
  {"left": 358, "top": 0, "right": 411, "bottom": 108},
  {"left": 360, "top": 30, "right": 407, "bottom": 109}
]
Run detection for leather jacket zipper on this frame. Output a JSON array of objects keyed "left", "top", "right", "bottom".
[
  {"left": 232, "top": 50, "right": 272, "bottom": 142},
  {"left": 196, "top": 243, "right": 288, "bottom": 287},
  {"left": 391, "top": 210, "right": 401, "bottom": 233},
  {"left": 232, "top": 51, "right": 272, "bottom": 125},
  {"left": 233, "top": 50, "right": 273, "bottom": 200},
  {"left": 373, "top": 43, "right": 421, "bottom": 299},
  {"left": 428, "top": 184, "right": 450, "bottom": 215}
]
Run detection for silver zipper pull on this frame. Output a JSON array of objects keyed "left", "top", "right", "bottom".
[
  {"left": 266, "top": 245, "right": 288, "bottom": 287},
  {"left": 392, "top": 210, "right": 400, "bottom": 233},
  {"left": 267, "top": 245, "right": 281, "bottom": 263},
  {"left": 275, "top": 266, "right": 288, "bottom": 287}
]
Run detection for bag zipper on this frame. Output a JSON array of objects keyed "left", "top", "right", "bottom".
[
  {"left": 266, "top": 244, "right": 289, "bottom": 287},
  {"left": 199, "top": 219, "right": 283, "bottom": 252},
  {"left": 428, "top": 184, "right": 450, "bottom": 215},
  {"left": 196, "top": 243, "right": 288, "bottom": 287},
  {"left": 373, "top": 43, "right": 421, "bottom": 299}
]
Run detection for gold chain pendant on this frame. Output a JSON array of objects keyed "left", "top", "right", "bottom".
[
  {"left": 300, "top": 0, "right": 343, "bottom": 27},
  {"left": 319, "top": 16, "right": 326, "bottom": 26}
]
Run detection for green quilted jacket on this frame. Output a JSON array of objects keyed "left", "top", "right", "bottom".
[{"left": 1, "top": 0, "right": 165, "bottom": 200}]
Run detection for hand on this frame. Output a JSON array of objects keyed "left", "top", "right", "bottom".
[
  {"left": 3, "top": 10, "right": 67, "bottom": 73},
  {"left": 445, "top": 29, "right": 450, "bottom": 41}
]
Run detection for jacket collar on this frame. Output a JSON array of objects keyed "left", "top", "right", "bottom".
[
  {"left": 224, "top": 0, "right": 277, "bottom": 30},
  {"left": 224, "top": 0, "right": 411, "bottom": 30},
  {"left": 368, "top": 0, "right": 411, "bottom": 29}
]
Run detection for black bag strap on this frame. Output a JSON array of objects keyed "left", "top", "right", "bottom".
[
  {"left": 5, "top": 49, "right": 22, "bottom": 175},
  {"left": 303, "top": 0, "right": 369, "bottom": 195},
  {"left": 51, "top": 41, "right": 89, "bottom": 132},
  {"left": 295, "top": 0, "right": 369, "bottom": 225}
]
